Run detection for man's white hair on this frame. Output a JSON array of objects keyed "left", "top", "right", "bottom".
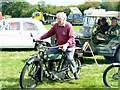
[{"left": 56, "top": 12, "right": 67, "bottom": 20}]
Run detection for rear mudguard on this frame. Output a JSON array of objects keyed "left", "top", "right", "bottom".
[{"left": 26, "top": 58, "right": 40, "bottom": 65}]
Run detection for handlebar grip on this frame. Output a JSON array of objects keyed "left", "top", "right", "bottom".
[
  {"left": 33, "top": 39, "right": 41, "bottom": 42},
  {"left": 33, "top": 39, "right": 35, "bottom": 42}
]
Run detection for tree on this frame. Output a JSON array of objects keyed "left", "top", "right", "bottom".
[
  {"left": 78, "top": 1, "right": 100, "bottom": 14},
  {"left": 12, "top": 2, "right": 32, "bottom": 17},
  {"left": 2, "top": 1, "right": 119, "bottom": 18},
  {"left": 36, "top": 1, "right": 47, "bottom": 13},
  {"left": 63, "top": 7, "right": 70, "bottom": 16},
  {"left": 100, "top": 2, "right": 119, "bottom": 11},
  {"left": 2, "top": 1, "right": 32, "bottom": 17},
  {"left": 2, "top": 2, "right": 14, "bottom": 15}
]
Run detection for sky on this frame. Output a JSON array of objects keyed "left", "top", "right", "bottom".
[{"left": 26, "top": 0, "right": 102, "bottom": 6}]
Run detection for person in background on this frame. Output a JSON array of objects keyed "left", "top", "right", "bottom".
[
  {"left": 95, "top": 17, "right": 120, "bottom": 45},
  {"left": 117, "top": 16, "right": 120, "bottom": 25},
  {"left": 96, "top": 17, "right": 102, "bottom": 28},
  {"left": 96, "top": 17, "right": 109, "bottom": 34},
  {"left": 39, "top": 12, "right": 80, "bottom": 79},
  {"left": 94, "top": 17, "right": 109, "bottom": 44},
  {"left": 105, "top": 17, "right": 120, "bottom": 40}
]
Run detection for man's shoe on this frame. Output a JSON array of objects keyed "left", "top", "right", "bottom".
[{"left": 74, "top": 72, "right": 80, "bottom": 80}]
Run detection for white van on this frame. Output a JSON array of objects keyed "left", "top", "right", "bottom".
[{"left": 0, "top": 18, "right": 50, "bottom": 50}]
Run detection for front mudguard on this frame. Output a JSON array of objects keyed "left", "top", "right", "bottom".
[
  {"left": 26, "top": 57, "right": 43, "bottom": 82},
  {"left": 26, "top": 57, "right": 40, "bottom": 65}
]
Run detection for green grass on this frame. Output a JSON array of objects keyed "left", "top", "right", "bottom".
[
  {"left": 0, "top": 51, "right": 37, "bottom": 88},
  {"left": 0, "top": 50, "right": 116, "bottom": 88}
]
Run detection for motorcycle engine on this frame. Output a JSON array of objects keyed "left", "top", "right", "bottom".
[{"left": 50, "top": 71, "right": 66, "bottom": 80}]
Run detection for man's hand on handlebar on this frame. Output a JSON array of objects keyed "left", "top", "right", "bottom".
[
  {"left": 60, "top": 43, "right": 69, "bottom": 52},
  {"left": 36, "top": 37, "right": 42, "bottom": 40},
  {"left": 34, "top": 37, "right": 42, "bottom": 41}
]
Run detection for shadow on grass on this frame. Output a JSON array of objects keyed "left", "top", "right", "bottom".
[
  {"left": 1, "top": 77, "right": 107, "bottom": 88},
  {"left": 1, "top": 77, "right": 67, "bottom": 88},
  {"left": 1, "top": 77, "right": 62, "bottom": 88},
  {"left": 38, "top": 78, "right": 77, "bottom": 86},
  {"left": 2, "top": 77, "right": 78, "bottom": 88},
  {"left": 83, "top": 57, "right": 117, "bottom": 64}
]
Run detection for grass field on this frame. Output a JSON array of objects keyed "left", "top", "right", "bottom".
[
  {"left": 0, "top": 25, "right": 117, "bottom": 88},
  {"left": 0, "top": 51, "right": 116, "bottom": 88}
]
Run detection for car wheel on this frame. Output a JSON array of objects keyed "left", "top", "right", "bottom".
[{"left": 104, "top": 47, "right": 120, "bottom": 62}]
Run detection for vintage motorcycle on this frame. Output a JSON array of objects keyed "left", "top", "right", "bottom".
[{"left": 19, "top": 39, "right": 83, "bottom": 89}]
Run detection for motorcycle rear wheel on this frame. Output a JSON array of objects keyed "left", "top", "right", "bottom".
[{"left": 66, "top": 57, "right": 81, "bottom": 79}]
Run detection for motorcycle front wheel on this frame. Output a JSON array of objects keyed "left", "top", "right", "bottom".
[{"left": 20, "top": 60, "right": 43, "bottom": 89}]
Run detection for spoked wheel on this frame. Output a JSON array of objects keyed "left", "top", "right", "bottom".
[
  {"left": 66, "top": 57, "right": 81, "bottom": 79},
  {"left": 20, "top": 60, "right": 43, "bottom": 89},
  {"left": 103, "top": 65, "right": 120, "bottom": 88}
]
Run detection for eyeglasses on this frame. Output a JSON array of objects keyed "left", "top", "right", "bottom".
[
  {"left": 57, "top": 18, "right": 63, "bottom": 20},
  {"left": 112, "top": 20, "right": 117, "bottom": 22}
]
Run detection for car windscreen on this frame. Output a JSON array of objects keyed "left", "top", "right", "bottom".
[
  {"left": 73, "top": 14, "right": 83, "bottom": 19},
  {"left": 83, "top": 17, "right": 96, "bottom": 27}
]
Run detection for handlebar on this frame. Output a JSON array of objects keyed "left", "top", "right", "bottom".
[
  {"left": 31, "top": 34, "right": 58, "bottom": 49},
  {"left": 33, "top": 39, "right": 42, "bottom": 42},
  {"left": 33, "top": 39, "right": 63, "bottom": 49},
  {"left": 42, "top": 45, "right": 62, "bottom": 49},
  {"left": 33, "top": 39, "right": 52, "bottom": 47}
]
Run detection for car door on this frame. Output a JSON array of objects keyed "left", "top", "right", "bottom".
[
  {"left": 0, "top": 21, "right": 22, "bottom": 48},
  {"left": 21, "top": 22, "right": 40, "bottom": 48}
]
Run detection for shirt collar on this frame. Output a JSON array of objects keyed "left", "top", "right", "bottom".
[{"left": 58, "top": 21, "right": 66, "bottom": 27}]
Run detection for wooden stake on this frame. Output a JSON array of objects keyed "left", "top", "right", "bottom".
[{"left": 83, "top": 42, "right": 100, "bottom": 68}]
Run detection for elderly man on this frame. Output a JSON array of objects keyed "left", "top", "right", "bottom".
[{"left": 39, "top": 12, "right": 80, "bottom": 79}]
